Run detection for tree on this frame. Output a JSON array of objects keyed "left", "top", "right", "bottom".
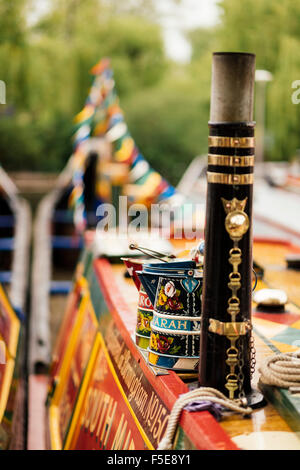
[
  {"left": 0, "top": 0, "right": 168, "bottom": 171},
  {"left": 212, "top": 0, "right": 300, "bottom": 161}
]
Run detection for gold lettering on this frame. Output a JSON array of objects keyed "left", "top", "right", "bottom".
[
  {"left": 150, "top": 400, "right": 160, "bottom": 433},
  {"left": 157, "top": 413, "right": 169, "bottom": 444},
  {"left": 177, "top": 320, "right": 187, "bottom": 330},
  {"left": 95, "top": 394, "right": 110, "bottom": 441},
  {"left": 123, "top": 429, "right": 132, "bottom": 450},
  {"left": 89, "top": 390, "right": 102, "bottom": 433},
  {"left": 128, "top": 438, "right": 135, "bottom": 450},
  {"left": 153, "top": 407, "right": 167, "bottom": 441},
  {"left": 100, "top": 398, "right": 117, "bottom": 448},
  {"left": 111, "top": 414, "right": 127, "bottom": 450},
  {"left": 151, "top": 404, "right": 162, "bottom": 434},
  {"left": 105, "top": 324, "right": 171, "bottom": 447},
  {"left": 82, "top": 389, "right": 103, "bottom": 431},
  {"left": 147, "top": 396, "right": 159, "bottom": 429},
  {"left": 143, "top": 392, "right": 154, "bottom": 421},
  {"left": 80, "top": 388, "right": 92, "bottom": 428}
]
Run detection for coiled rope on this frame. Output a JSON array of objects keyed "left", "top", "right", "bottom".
[
  {"left": 158, "top": 387, "right": 252, "bottom": 450},
  {"left": 259, "top": 351, "right": 300, "bottom": 390},
  {"left": 158, "top": 352, "right": 300, "bottom": 450}
]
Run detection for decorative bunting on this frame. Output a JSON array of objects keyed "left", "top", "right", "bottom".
[{"left": 67, "top": 57, "right": 190, "bottom": 233}]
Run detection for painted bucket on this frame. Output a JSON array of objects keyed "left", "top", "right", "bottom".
[
  {"left": 137, "top": 260, "right": 202, "bottom": 371},
  {"left": 122, "top": 257, "right": 154, "bottom": 350}
]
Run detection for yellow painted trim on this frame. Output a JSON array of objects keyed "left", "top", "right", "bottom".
[
  {"left": 48, "top": 294, "right": 89, "bottom": 449},
  {"left": 77, "top": 276, "right": 89, "bottom": 293},
  {"left": 49, "top": 405, "right": 62, "bottom": 450},
  {"left": 51, "top": 278, "right": 89, "bottom": 376},
  {"left": 65, "top": 332, "right": 154, "bottom": 450},
  {"left": 49, "top": 295, "right": 98, "bottom": 449},
  {"left": 0, "top": 284, "right": 20, "bottom": 357},
  {"left": 0, "top": 285, "right": 20, "bottom": 423},
  {"left": 0, "top": 357, "right": 15, "bottom": 422},
  {"left": 50, "top": 299, "right": 85, "bottom": 405},
  {"left": 64, "top": 333, "right": 102, "bottom": 449}
]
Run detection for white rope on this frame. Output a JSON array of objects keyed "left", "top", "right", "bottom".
[
  {"left": 259, "top": 351, "right": 300, "bottom": 389},
  {"left": 158, "top": 387, "right": 252, "bottom": 450}
]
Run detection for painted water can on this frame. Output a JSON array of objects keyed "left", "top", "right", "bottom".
[
  {"left": 122, "top": 258, "right": 154, "bottom": 350},
  {"left": 137, "top": 260, "right": 202, "bottom": 371}
]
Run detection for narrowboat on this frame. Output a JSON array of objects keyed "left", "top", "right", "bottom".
[
  {"left": 0, "top": 167, "right": 31, "bottom": 449},
  {"left": 27, "top": 54, "right": 300, "bottom": 451}
]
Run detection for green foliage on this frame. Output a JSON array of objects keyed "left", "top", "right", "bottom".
[
  {"left": 217, "top": 0, "right": 300, "bottom": 161},
  {"left": 268, "top": 35, "right": 300, "bottom": 160},
  {"left": 122, "top": 67, "right": 210, "bottom": 185},
  {"left": 0, "top": 0, "right": 167, "bottom": 172},
  {"left": 1, "top": 0, "right": 300, "bottom": 176},
  {"left": 0, "top": 113, "right": 73, "bottom": 171},
  {"left": 187, "top": 27, "right": 218, "bottom": 63},
  {"left": 97, "top": 16, "right": 167, "bottom": 95}
]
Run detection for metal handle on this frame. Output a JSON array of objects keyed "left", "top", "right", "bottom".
[
  {"left": 252, "top": 268, "right": 258, "bottom": 292},
  {"left": 129, "top": 243, "right": 175, "bottom": 262}
]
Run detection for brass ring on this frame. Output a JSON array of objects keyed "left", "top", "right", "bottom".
[
  {"left": 208, "top": 136, "right": 255, "bottom": 148},
  {"left": 207, "top": 172, "right": 254, "bottom": 185},
  {"left": 208, "top": 154, "right": 254, "bottom": 167}
]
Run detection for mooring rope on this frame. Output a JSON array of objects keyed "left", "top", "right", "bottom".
[
  {"left": 157, "top": 387, "right": 252, "bottom": 450},
  {"left": 259, "top": 351, "right": 300, "bottom": 390},
  {"left": 158, "top": 352, "right": 300, "bottom": 449}
]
